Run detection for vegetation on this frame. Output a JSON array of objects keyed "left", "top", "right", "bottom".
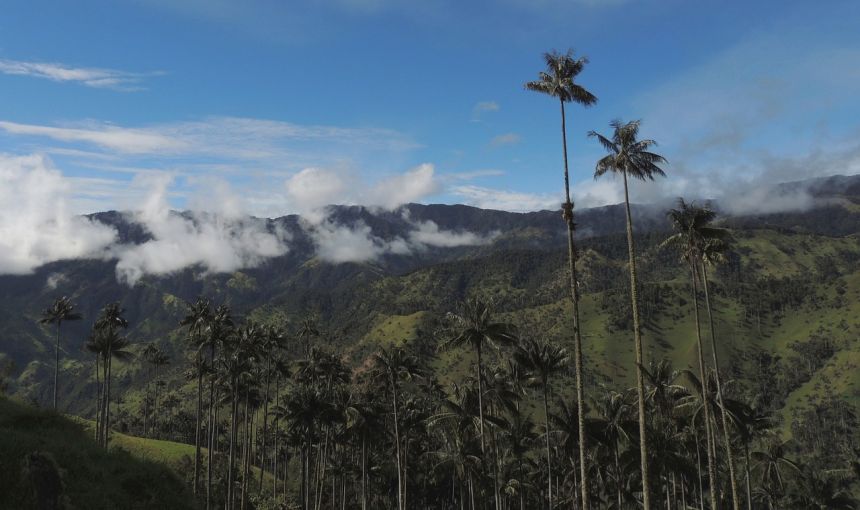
[{"left": 1, "top": 49, "right": 859, "bottom": 510}]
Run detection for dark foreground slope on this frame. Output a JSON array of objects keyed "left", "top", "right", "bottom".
[{"left": 0, "top": 397, "right": 194, "bottom": 510}]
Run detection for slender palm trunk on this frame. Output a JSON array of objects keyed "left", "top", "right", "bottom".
[
  {"left": 207, "top": 342, "right": 216, "bottom": 510},
  {"left": 621, "top": 172, "right": 651, "bottom": 509},
  {"left": 53, "top": 322, "right": 61, "bottom": 411},
  {"left": 689, "top": 262, "right": 718, "bottom": 510},
  {"left": 195, "top": 352, "right": 203, "bottom": 495},
  {"left": 260, "top": 359, "right": 271, "bottom": 493},
  {"left": 392, "top": 374, "right": 404, "bottom": 510},
  {"left": 94, "top": 355, "right": 102, "bottom": 441},
  {"left": 476, "top": 344, "right": 486, "bottom": 456},
  {"left": 104, "top": 349, "right": 113, "bottom": 447},
  {"left": 558, "top": 100, "right": 590, "bottom": 510},
  {"left": 744, "top": 443, "right": 752, "bottom": 510},
  {"left": 228, "top": 384, "right": 238, "bottom": 510},
  {"left": 543, "top": 383, "right": 553, "bottom": 510},
  {"left": 700, "top": 262, "right": 741, "bottom": 510}
]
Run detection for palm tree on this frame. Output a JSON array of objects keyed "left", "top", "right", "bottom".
[
  {"left": 513, "top": 337, "right": 568, "bottom": 509},
  {"left": 39, "top": 296, "right": 82, "bottom": 411},
  {"left": 589, "top": 119, "right": 666, "bottom": 509},
  {"left": 443, "top": 297, "right": 517, "bottom": 454},
  {"left": 143, "top": 344, "right": 170, "bottom": 435},
  {"left": 95, "top": 302, "right": 129, "bottom": 447},
  {"left": 91, "top": 326, "right": 133, "bottom": 447},
  {"left": 525, "top": 49, "right": 597, "bottom": 509},
  {"left": 590, "top": 389, "right": 636, "bottom": 510},
  {"left": 751, "top": 440, "right": 801, "bottom": 509},
  {"left": 180, "top": 296, "right": 212, "bottom": 496},
  {"left": 206, "top": 304, "right": 233, "bottom": 510},
  {"left": 371, "top": 346, "right": 423, "bottom": 510},
  {"left": 660, "top": 199, "right": 721, "bottom": 509},
  {"left": 298, "top": 317, "right": 320, "bottom": 356}
]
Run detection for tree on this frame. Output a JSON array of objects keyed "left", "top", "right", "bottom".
[
  {"left": 206, "top": 304, "right": 233, "bottom": 510},
  {"left": 442, "top": 297, "right": 517, "bottom": 507},
  {"left": 589, "top": 119, "right": 666, "bottom": 509},
  {"left": 525, "top": 49, "right": 597, "bottom": 509},
  {"left": 39, "top": 296, "right": 82, "bottom": 411},
  {"left": 94, "top": 302, "right": 129, "bottom": 447},
  {"left": 371, "top": 347, "right": 423, "bottom": 510},
  {"left": 180, "top": 296, "right": 212, "bottom": 496},
  {"left": 143, "top": 344, "right": 170, "bottom": 434},
  {"left": 660, "top": 199, "right": 722, "bottom": 509},
  {"left": 513, "top": 337, "right": 568, "bottom": 509}
]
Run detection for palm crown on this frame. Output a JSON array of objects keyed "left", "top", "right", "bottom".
[
  {"left": 589, "top": 119, "right": 667, "bottom": 181},
  {"left": 525, "top": 49, "right": 597, "bottom": 106}
]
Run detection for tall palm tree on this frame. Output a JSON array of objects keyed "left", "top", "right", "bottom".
[
  {"left": 371, "top": 346, "right": 423, "bottom": 510},
  {"left": 589, "top": 119, "right": 666, "bottom": 509},
  {"left": 39, "top": 296, "right": 82, "bottom": 410},
  {"left": 95, "top": 302, "right": 129, "bottom": 447},
  {"left": 525, "top": 49, "right": 597, "bottom": 509},
  {"left": 144, "top": 344, "right": 170, "bottom": 435},
  {"left": 180, "top": 296, "right": 212, "bottom": 496},
  {"left": 663, "top": 198, "right": 741, "bottom": 509},
  {"left": 91, "top": 326, "right": 133, "bottom": 447},
  {"left": 513, "top": 337, "right": 569, "bottom": 509},
  {"left": 660, "top": 199, "right": 721, "bottom": 509},
  {"left": 590, "top": 389, "right": 636, "bottom": 510},
  {"left": 206, "top": 304, "right": 233, "bottom": 510}
]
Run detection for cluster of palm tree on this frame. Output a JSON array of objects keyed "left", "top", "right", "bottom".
[{"left": 32, "top": 47, "right": 860, "bottom": 509}]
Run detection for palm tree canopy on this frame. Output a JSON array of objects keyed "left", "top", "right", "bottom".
[
  {"left": 179, "top": 297, "right": 212, "bottom": 348},
  {"left": 441, "top": 297, "right": 518, "bottom": 353},
  {"left": 525, "top": 49, "right": 597, "bottom": 106},
  {"left": 660, "top": 198, "right": 732, "bottom": 263},
  {"left": 513, "top": 337, "right": 568, "bottom": 386},
  {"left": 95, "top": 302, "right": 129, "bottom": 332},
  {"left": 588, "top": 119, "right": 667, "bottom": 181},
  {"left": 39, "top": 296, "right": 82, "bottom": 325}
]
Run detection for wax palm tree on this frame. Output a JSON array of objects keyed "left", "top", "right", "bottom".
[
  {"left": 526, "top": 49, "right": 597, "bottom": 509},
  {"left": 442, "top": 297, "right": 517, "bottom": 461},
  {"left": 144, "top": 344, "right": 170, "bottom": 434},
  {"left": 180, "top": 296, "right": 212, "bottom": 495},
  {"left": 514, "top": 337, "right": 569, "bottom": 509},
  {"left": 92, "top": 326, "right": 133, "bottom": 447},
  {"left": 589, "top": 119, "right": 666, "bottom": 509},
  {"left": 660, "top": 199, "right": 722, "bottom": 509},
  {"left": 94, "top": 302, "right": 129, "bottom": 447},
  {"left": 589, "top": 389, "right": 636, "bottom": 510},
  {"left": 298, "top": 317, "right": 320, "bottom": 356},
  {"left": 257, "top": 324, "right": 285, "bottom": 494},
  {"left": 207, "top": 304, "right": 233, "bottom": 510},
  {"left": 751, "top": 440, "right": 801, "bottom": 509},
  {"left": 735, "top": 405, "right": 773, "bottom": 510},
  {"left": 39, "top": 296, "right": 82, "bottom": 410},
  {"left": 697, "top": 223, "right": 742, "bottom": 510},
  {"left": 371, "top": 346, "right": 423, "bottom": 510}
]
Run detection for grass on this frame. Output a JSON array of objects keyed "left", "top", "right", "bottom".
[{"left": 0, "top": 396, "right": 195, "bottom": 510}]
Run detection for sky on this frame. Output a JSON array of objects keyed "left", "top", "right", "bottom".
[{"left": 1, "top": 0, "right": 859, "bottom": 281}]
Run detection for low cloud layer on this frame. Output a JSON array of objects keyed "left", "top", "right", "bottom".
[
  {"left": 0, "top": 154, "right": 494, "bottom": 281},
  {"left": 113, "top": 175, "right": 290, "bottom": 285},
  {"left": 0, "top": 154, "right": 117, "bottom": 274}
]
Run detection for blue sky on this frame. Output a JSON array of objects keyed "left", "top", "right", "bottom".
[{"left": 1, "top": 0, "right": 859, "bottom": 217}]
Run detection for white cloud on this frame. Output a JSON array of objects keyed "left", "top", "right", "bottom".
[
  {"left": 113, "top": 174, "right": 290, "bottom": 285},
  {"left": 407, "top": 217, "right": 498, "bottom": 248},
  {"left": 0, "top": 58, "right": 159, "bottom": 90},
  {"left": 0, "top": 121, "right": 187, "bottom": 154},
  {"left": 452, "top": 185, "right": 559, "bottom": 212},
  {"left": 473, "top": 101, "right": 500, "bottom": 114},
  {"left": 0, "top": 154, "right": 117, "bottom": 274},
  {"left": 365, "top": 163, "right": 441, "bottom": 209}
]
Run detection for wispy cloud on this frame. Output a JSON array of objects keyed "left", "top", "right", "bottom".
[
  {"left": 0, "top": 58, "right": 160, "bottom": 91},
  {"left": 490, "top": 133, "right": 521, "bottom": 147},
  {"left": 452, "top": 185, "right": 559, "bottom": 212},
  {"left": 472, "top": 101, "right": 500, "bottom": 121}
]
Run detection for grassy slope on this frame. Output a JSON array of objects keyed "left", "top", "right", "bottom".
[{"left": 0, "top": 397, "right": 194, "bottom": 510}]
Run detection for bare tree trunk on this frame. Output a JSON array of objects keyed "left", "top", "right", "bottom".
[
  {"left": 622, "top": 172, "right": 651, "bottom": 510},
  {"left": 689, "top": 262, "right": 719, "bottom": 510},
  {"left": 543, "top": 384, "right": 553, "bottom": 510},
  {"left": 558, "top": 100, "right": 590, "bottom": 510},
  {"left": 53, "top": 322, "right": 61, "bottom": 411},
  {"left": 392, "top": 374, "right": 404, "bottom": 510},
  {"left": 700, "top": 262, "right": 741, "bottom": 510},
  {"left": 194, "top": 353, "right": 203, "bottom": 496},
  {"left": 260, "top": 358, "right": 271, "bottom": 493}
]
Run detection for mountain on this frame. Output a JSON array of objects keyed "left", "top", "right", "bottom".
[{"left": 1, "top": 174, "right": 859, "bottom": 434}]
